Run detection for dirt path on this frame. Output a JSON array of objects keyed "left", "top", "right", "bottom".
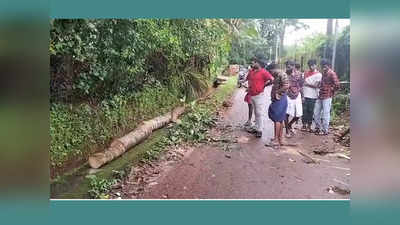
[{"left": 117, "top": 87, "right": 350, "bottom": 199}]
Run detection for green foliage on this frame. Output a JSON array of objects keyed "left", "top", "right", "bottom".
[
  {"left": 140, "top": 77, "right": 237, "bottom": 165},
  {"left": 227, "top": 19, "right": 308, "bottom": 65},
  {"left": 86, "top": 174, "right": 117, "bottom": 199},
  {"left": 335, "top": 26, "right": 350, "bottom": 80},
  {"left": 283, "top": 33, "right": 327, "bottom": 64},
  {"left": 86, "top": 169, "right": 127, "bottom": 199},
  {"left": 170, "top": 70, "right": 210, "bottom": 101},
  {"left": 283, "top": 25, "right": 350, "bottom": 81},
  {"left": 50, "top": 19, "right": 233, "bottom": 173},
  {"left": 259, "top": 19, "right": 308, "bottom": 60},
  {"left": 167, "top": 77, "right": 237, "bottom": 145},
  {"left": 50, "top": 85, "right": 180, "bottom": 168},
  {"left": 50, "top": 19, "right": 230, "bottom": 102},
  {"left": 133, "top": 77, "right": 236, "bottom": 168},
  {"left": 168, "top": 106, "right": 216, "bottom": 144},
  {"left": 331, "top": 93, "right": 350, "bottom": 121},
  {"left": 229, "top": 35, "right": 269, "bottom": 65},
  {"left": 228, "top": 19, "right": 270, "bottom": 65}
]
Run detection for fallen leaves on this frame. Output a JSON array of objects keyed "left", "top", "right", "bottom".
[
  {"left": 297, "top": 150, "right": 318, "bottom": 164},
  {"left": 110, "top": 145, "right": 193, "bottom": 199},
  {"left": 222, "top": 100, "right": 233, "bottom": 107}
]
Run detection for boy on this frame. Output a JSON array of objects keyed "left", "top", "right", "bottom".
[
  {"left": 285, "top": 60, "right": 304, "bottom": 137},
  {"left": 266, "top": 63, "right": 289, "bottom": 147}
]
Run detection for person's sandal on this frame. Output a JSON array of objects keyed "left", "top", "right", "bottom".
[
  {"left": 265, "top": 140, "right": 280, "bottom": 148},
  {"left": 246, "top": 127, "right": 257, "bottom": 133},
  {"left": 316, "top": 130, "right": 328, "bottom": 136},
  {"left": 279, "top": 140, "right": 298, "bottom": 146},
  {"left": 278, "top": 138, "right": 287, "bottom": 147}
]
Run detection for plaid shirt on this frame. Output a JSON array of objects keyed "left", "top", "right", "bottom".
[
  {"left": 319, "top": 69, "right": 340, "bottom": 99},
  {"left": 287, "top": 70, "right": 304, "bottom": 99},
  {"left": 271, "top": 71, "right": 289, "bottom": 101}
]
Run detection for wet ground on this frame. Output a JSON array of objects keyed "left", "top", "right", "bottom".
[{"left": 116, "top": 87, "right": 350, "bottom": 199}]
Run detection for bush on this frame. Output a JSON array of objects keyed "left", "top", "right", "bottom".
[
  {"left": 49, "top": 19, "right": 232, "bottom": 173},
  {"left": 331, "top": 93, "right": 350, "bottom": 121},
  {"left": 50, "top": 19, "right": 230, "bottom": 102},
  {"left": 86, "top": 174, "right": 117, "bottom": 199}
]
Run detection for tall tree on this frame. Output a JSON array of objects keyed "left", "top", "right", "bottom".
[
  {"left": 331, "top": 19, "right": 339, "bottom": 69},
  {"left": 323, "top": 19, "right": 333, "bottom": 58},
  {"left": 259, "top": 19, "right": 308, "bottom": 61}
]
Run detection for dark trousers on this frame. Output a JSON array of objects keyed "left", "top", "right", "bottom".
[{"left": 302, "top": 97, "right": 317, "bottom": 125}]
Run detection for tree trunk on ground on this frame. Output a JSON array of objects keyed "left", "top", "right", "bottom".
[{"left": 88, "top": 106, "right": 186, "bottom": 169}]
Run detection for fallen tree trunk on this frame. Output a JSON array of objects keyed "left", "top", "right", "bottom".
[{"left": 88, "top": 106, "right": 186, "bottom": 169}]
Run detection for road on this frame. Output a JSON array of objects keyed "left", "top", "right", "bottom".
[{"left": 121, "top": 87, "right": 350, "bottom": 199}]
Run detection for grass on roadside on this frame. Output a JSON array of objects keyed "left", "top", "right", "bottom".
[{"left": 83, "top": 76, "right": 237, "bottom": 199}]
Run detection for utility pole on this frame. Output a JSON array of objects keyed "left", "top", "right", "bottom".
[
  {"left": 275, "top": 36, "right": 279, "bottom": 63},
  {"left": 332, "top": 19, "right": 339, "bottom": 70},
  {"left": 269, "top": 47, "right": 272, "bottom": 60}
]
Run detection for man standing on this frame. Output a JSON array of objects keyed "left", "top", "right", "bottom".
[
  {"left": 243, "top": 65, "right": 254, "bottom": 128},
  {"left": 246, "top": 56, "right": 274, "bottom": 138},
  {"left": 285, "top": 60, "right": 304, "bottom": 137},
  {"left": 295, "top": 63, "right": 302, "bottom": 75},
  {"left": 266, "top": 63, "right": 289, "bottom": 147},
  {"left": 301, "top": 59, "right": 322, "bottom": 132},
  {"left": 313, "top": 59, "right": 340, "bottom": 135}
]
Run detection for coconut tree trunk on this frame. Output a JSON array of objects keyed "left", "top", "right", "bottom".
[
  {"left": 324, "top": 19, "right": 333, "bottom": 59},
  {"left": 88, "top": 106, "right": 186, "bottom": 169},
  {"left": 332, "top": 19, "right": 339, "bottom": 70}
]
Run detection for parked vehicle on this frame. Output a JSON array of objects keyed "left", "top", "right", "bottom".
[{"left": 237, "top": 65, "right": 249, "bottom": 88}]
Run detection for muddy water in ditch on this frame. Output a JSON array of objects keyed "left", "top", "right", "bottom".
[{"left": 50, "top": 129, "right": 167, "bottom": 199}]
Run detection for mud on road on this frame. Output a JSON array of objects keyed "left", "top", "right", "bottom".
[{"left": 111, "top": 87, "right": 350, "bottom": 199}]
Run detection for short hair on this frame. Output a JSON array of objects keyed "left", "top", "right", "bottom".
[
  {"left": 307, "top": 59, "right": 317, "bottom": 66},
  {"left": 285, "top": 60, "right": 295, "bottom": 66},
  {"left": 295, "top": 63, "right": 301, "bottom": 70},
  {"left": 320, "top": 58, "right": 331, "bottom": 67},
  {"left": 266, "top": 63, "right": 279, "bottom": 72},
  {"left": 253, "top": 54, "right": 266, "bottom": 68}
]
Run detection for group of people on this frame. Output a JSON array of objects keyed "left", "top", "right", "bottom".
[{"left": 241, "top": 55, "right": 340, "bottom": 147}]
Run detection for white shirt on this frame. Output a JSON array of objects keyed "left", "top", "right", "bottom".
[{"left": 303, "top": 72, "right": 322, "bottom": 99}]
